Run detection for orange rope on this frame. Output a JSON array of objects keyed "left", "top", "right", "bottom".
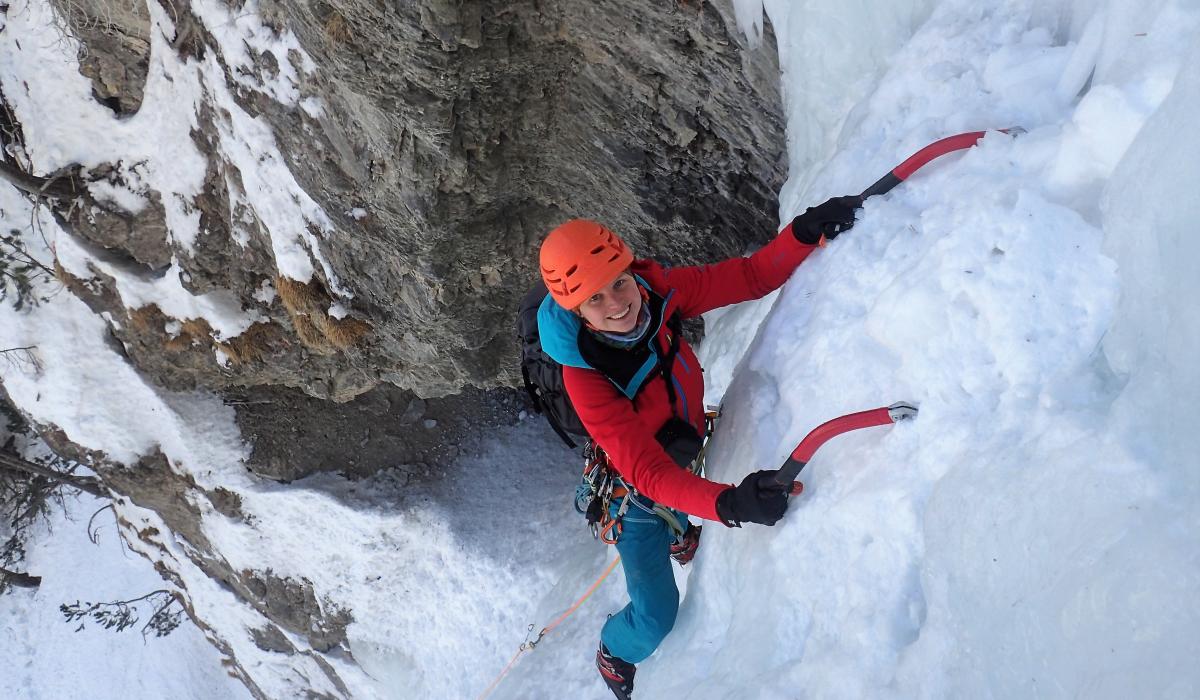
[
  {"left": 541, "top": 555, "right": 620, "bottom": 637},
  {"left": 476, "top": 555, "right": 621, "bottom": 700},
  {"left": 475, "top": 647, "right": 525, "bottom": 700}
]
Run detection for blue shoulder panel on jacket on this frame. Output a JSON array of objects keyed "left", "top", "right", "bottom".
[
  {"left": 537, "top": 295, "right": 591, "bottom": 369},
  {"left": 536, "top": 275, "right": 673, "bottom": 391}
]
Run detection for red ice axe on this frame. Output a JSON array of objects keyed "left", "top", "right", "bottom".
[
  {"left": 857, "top": 128, "right": 1025, "bottom": 202},
  {"left": 773, "top": 402, "right": 918, "bottom": 494},
  {"left": 762, "top": 132, "right": 1014, "bottom": 490}
]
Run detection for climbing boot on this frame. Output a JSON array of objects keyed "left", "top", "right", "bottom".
[
  {"left": 596, "top": 642, "right": 636, "bottom": 700},
  {"left": 670, "top": 523, "right": 702, "bottom": 565}
]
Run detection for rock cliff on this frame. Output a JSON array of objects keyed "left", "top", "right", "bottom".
[{"left": 35, "top": 0, "right": 783, "bottom": 401}]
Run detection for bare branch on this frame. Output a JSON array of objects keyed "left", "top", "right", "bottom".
[
  {"left": 0, "top": 566, "right": 41, "bottom": 589},
  {"left": 0, "top": 452, "right": 106, "bottom": 498},
  {"left": 87, "top": 503, "right": 115, "bottom": 545},
  {"left": 0, "top": 234, "right": 55, "bottom": 278},
  {"left": 0, "top": 160, "right": 81, "bottom": 201},
  {"left": 0, "top": 346, "right": 42, "bottom": 373}
]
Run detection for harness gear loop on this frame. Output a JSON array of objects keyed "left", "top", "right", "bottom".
[{"left": 576, "top": 408, "right": 720, "bottom": 544}]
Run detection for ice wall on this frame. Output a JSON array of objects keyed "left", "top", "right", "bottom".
[
  {"left": 1101, "top": 39, "right": 1200, "bottom": 503},
  {"left": 673, "top": 1, "right": 1200, "bottom": 699},
  {"left": 737, "top": 0, "right": 941, "bottom": 212}
]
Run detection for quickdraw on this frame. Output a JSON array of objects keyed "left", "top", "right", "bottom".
[
  {"left": 574, "top": 409, "right": 719, "bottom": 544},
  {"left": 573, "top": 443, "right": 632, "bottom": 544}
]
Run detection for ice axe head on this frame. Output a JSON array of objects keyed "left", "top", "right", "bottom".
[{"left": 887, "top": 402, "right": 918, "bottom": 422}]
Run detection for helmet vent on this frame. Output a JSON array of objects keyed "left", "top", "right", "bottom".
[{"left": 538, "top": 219, "right": 634, "bottom": 309}]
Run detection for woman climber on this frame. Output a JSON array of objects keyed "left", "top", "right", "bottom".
[{"left": 534, "top": 195, "right": 861, "bottom": 700}]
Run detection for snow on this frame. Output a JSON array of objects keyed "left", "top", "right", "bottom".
[
  {"left": 0, "top": 0, "right": 345, "bottom": 308},
  {"left": 672, "top": 2, "right": 1199, "bottom": 699},
  {"left": 189, "top": 0, "right": 317, "bottom": 107},
  {"left": 1, "top": 183, "right": 593, "bottom": 696},
  {"left": 0, "top": 490, "right": 252, "bottom": 700},
  {"left": 253, "top": 278, "right": 277, "bottom": 304},
  {"left": 1101, "top": 38, "right": 1200, "bottom": 501},
  {"left": 55, "top": 232, "right": 266, "bottom": 341},
  {"left": 328, "top": 302, "right": 350, "bottom": 319},
  {"left": 0, "top": 0, "right": 207, "bottom": 248},
  {"left": 756, "top": 0, "right": 941, "bottom": 214},
  {"left": 3, "top": 165, "right": 593, "bottom": 696},
  {"left": 199, "top": 53, "right": 344, "bottom": 292},
  {"left": 2, "top": 0, "right": 1199, "bottom": 698}
]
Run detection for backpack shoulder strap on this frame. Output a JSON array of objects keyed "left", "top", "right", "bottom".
[
  {"left": 518, "top": 282, "right": 584, "bottom": 449},
  {"left": 660, "top": 310, "right": 684, "bottom": 415}
]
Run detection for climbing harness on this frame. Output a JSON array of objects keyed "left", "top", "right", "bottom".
[
  {"left": 476, "top": 555, "right": 622, "bottom": 700},
  {"left": 574, "top": 410, "right": 719, "bottom": 544}
]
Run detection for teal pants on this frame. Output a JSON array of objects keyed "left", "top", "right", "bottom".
[{"left": 600, "top": 496, "right": 688, "bottom": 664}]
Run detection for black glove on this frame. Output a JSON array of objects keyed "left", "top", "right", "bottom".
[
  {"left": 789, "top": 195, "right": 862, "bottom": 245},
  {"left": 715, "top": 470, "right": 790, "bottom": 527}
]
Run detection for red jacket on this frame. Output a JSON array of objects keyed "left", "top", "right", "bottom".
[{"left": 560, "top": 227, "right": 819, "bottom": 522}]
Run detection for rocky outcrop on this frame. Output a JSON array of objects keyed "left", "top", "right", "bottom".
[
  {"left": 63, "top": 0, "right": 152, "bottom": 115},
  {"left": 227, "top": 383, "right": 527, "bottom": 482},
  {"left": 40, "top": 0, "right": 784, "bottom": 400}
]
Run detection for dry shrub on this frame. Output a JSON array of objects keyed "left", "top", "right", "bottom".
[
  {"left": 215, "top": 322, "right": 286, "bottom": 364},
  {"left": 319, "top": 316, "right": 372, "bottom": 350},
  {"left": 323, "top": 10, "right": 351, "bottom": 43},
  {"left": 275, "top": 275, "right": 328, "bottom": 316},
  {"left": 180, "top": 317, "right": 213, "bottom": 341},
  {"left": 123, "top": 291, "right": 302, "bottom": 364},
  {"left": 128, "top": 307, "right": 214, "bottom": 354},
  {"left": 52, "top": 260, "right": 73, "bottom": 285},
  {"left": 291, "top": 313, "right": 336, "bottom": 355},
  {"left": 275, "top": 275, "right": 370, "bottom": 353},
  {"left": 163, "top": 334, "right": 194, "bottom": 353},
  {"left": 52, "top": 259, "right": 94, "bottom": 300},
  {"left": 127, "top": 303, "right": 164, "bottom": 332},
  {"left": 165, "top": 318, "right": 213, "bottom": 353},
  {"left": 166, "top": 319, "right": 213, "bottom": 353}
]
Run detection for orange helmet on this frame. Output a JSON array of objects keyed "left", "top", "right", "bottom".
[{"left": 539, "top": 219, "right": 634, "bottom": 309}]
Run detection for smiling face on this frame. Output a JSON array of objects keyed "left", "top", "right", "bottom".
[{"left": 577, "top": 271, "right": 642, "bottom": 333}]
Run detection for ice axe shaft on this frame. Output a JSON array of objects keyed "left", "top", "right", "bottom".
[
  {"left": 859, "top": 128, "right": 1025, "bottom": 201},
  {"left": 771, "top": 402, "right": 918, "bottom": 489}
]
